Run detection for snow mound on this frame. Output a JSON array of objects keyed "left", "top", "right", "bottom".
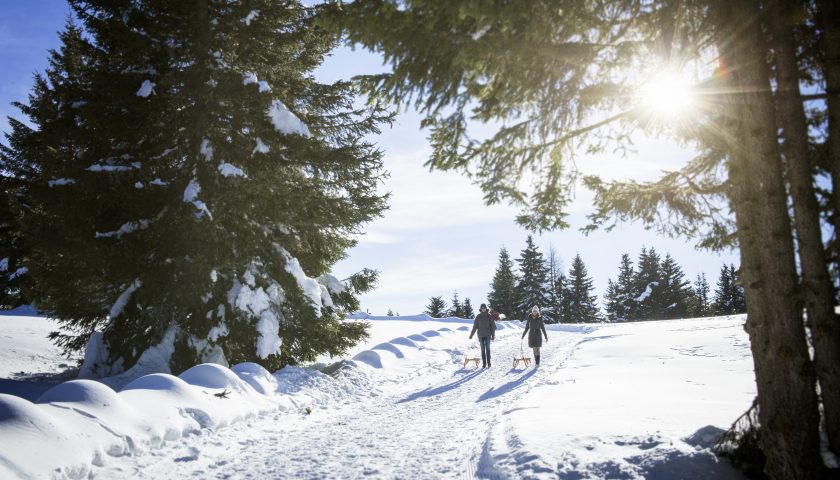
[
  {"left": 232, "top": 362, "right": 279, "bottom": 395},
  {"left": 36, "top": 378, "right": 119, "bottom": 405},
  {"left": 179, "top": 363, "right": 251, "bottom": 392}
]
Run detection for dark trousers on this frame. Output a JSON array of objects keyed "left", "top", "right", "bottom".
[{"left": 479, "top": 337, "right": 491, "bottom": 366}]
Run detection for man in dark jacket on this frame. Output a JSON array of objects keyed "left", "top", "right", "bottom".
[{"left": 469, "top": 303, "right": 496, "bottom": 368}]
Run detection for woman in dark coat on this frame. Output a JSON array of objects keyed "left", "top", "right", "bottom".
[
  {"left": 469, "top": 303, "right": 496, "bottom": 368},
  {"left": 522, "top": 306, "right": 548, "bottom": 366}
]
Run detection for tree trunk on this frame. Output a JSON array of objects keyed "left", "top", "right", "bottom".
[
  {"left": 712, "top": 0, "right": 825, "bottom": 477},
  {"left": 768, "top": 0, "right": 840, "bottom": 457},
  {"left": 818, "top": 0, "right": 840, "bottom": 237}
]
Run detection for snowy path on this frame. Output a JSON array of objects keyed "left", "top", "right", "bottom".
[{"left": 98, "top": 326, "right": 587, "bottom": 479}]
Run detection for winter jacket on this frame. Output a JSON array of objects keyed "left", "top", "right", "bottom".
[
  {"left": 522, "top": 313, "right": 548, "bottom": 348},
  {"left": 470, "top": 312, "right": 496, "bottom": 339}
]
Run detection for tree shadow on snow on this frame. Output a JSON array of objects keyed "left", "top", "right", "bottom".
[
  {"left": 476, "top": 368, "right": 537, "bottom": 403},
  {"left": 396, "top": 369, "right": 486, "bottom": 403}
]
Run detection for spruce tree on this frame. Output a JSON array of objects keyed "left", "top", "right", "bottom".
[
  {"left": 729, "top": 264, "right": 746, "bottom": 314},
  {"left": 712, "top": 264, "right": 734, "bottom": 315},
  {"left": 1, "top": 1, "right": 389, "bottom": 374},
  {"left": 0, "top": 174, "right": 28, "bottom": 309},
  {"left": 448, "top": 291, "right": 464, "bottom": 318},
  {"left": 691, "top": 273, "right": 711, "bottom": 317},
  {"left": 424, "top": 296, "right": 447, "bottom": 318},
  {"left": 462, "top": 297, "right": 474, "bottom": 318},
  {"left": 556, "top": 272, "right": 571, "bottom": 323},
  {"left": 514, "top": 235, "right": 549, "bottom": 319},
  {"left": 633, "top": 247, "right": 663, "bottom": 320},
  {"left": 487, "top": 246, "right": 517, "bottom": 318},
  {"left": 659, "top": 254, "right": 691, "bottom": 320},
  {"left": 566, "top": 253, "right": 600, "bottom": 323},
  {"left": 604, "top": 279, "right": 621, "bottom": 323},
  {"left": 605, "top": 253, "right": 635, "bottom": 322},
  {"left": 543, "top": 246, "right": 563, "bottom": 323},
  {"left": 386, "top": 309, "right": 394, "bottom": 316}
]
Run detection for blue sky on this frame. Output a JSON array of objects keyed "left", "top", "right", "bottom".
[{"left": 0, "top": 1, "right": 739, "bottom": 316}]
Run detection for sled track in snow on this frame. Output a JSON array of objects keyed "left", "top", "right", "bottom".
[{"left": 98, "top": 324, "right": 593, "bottom": 479}]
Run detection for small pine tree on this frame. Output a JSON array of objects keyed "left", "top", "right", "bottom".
[
  {"left": 387, "top": 309, "right": 394, "bottom": 316},
  {"left": 463, "top": 297, "right": 475, "bottom": 318},
  {"left": 659, "top": 254, "right": 692, "bottom": 320},
  {"left": 556, "top": 273, "right": 571, "bottom": 323},
  {"left": 711, "top": 264, "right": 746, "bottom": 315},
  {"left": 544, "top": 246, "right": 563, "bottom": 323},
  {"left": 729, "top": 264, "right": 747, "bottom": 314},
  {"left": 448, "top": 291, "right": 464, "bottom": 318},
  {"left": 566, "top": 254, "right": 600, "bottom": 323},
  {"left": 691, "top": 273, "right": 711, "bottom": 317},
  {"left": 487, "top": 247, "right": 518, "bottom": 318},
  {"left": 604, "top": 279, "right": 621, "bottom": 323},
  {"left": 605, "top": 253, "right": 635, "bottom": 322},
  {"left": 425, "top": 296, "right": 447, "bottom": 318},
  {"left": 515, "top": 235, "right": 549, "bottom": 319},
  {"left": 633, "top": 247, "right": 663, "bottom": 320}
]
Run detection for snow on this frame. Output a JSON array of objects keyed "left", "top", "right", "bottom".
[
  {"left": 242, "top": 10, "right": 260, "bottom": 26},
  {"left": 8, "top": 266, "right": 27, "bottom": 280},
  {"left": 0, "top": 314, "right": 80, "bottom": 395},
  {"left": 0, "top": 312, "right": 757, "bottom": 479},
  {"left": 48, "top": 178, "right": 76, "bottom": 187},
  {"left": 277, "top": 247, "right": 329, "bottom": 316},
  {"left": 95, "top": 219, "right": 151, "bottom": 238},
  {"left": 78, "top": 325, "right": 178, "bottom": 391},
  {"left": 0, "top": 257, "right": 7, "bottom": 271},
  {"left": 227, "top": 269, "right": 286, "bottom": 359},
  {"left": 218, "top": 162, "right": 247, "bottom": 178},
  {"left": 199, "top": 138, "right": 213, "bottom": 161},
  {"left": 87, "top": 163, "right": 139, "bottom": 172},
  {"left": 136, "top": 80, "right": 155, "bottom": 97},
  {"left": 252, "top": 137, "right": 270, "bottom": 155},
  {"left": 267, "top": 99, "right": 311, "bottom": 137},
  {"left": 109, "top": 279, "right": 141, "bottom": 319},
  {"left": 636, "top": 281, "right": 658, "bottom": 302},
  {"left": 243, "top": 71, "right": 271, "bottom": 92},
  {"left": 183, "top": 178, "right": 212, "bottom": 219}
]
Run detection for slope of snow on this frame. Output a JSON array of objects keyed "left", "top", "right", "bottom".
[
  {"left": 0, "top": 312, "right": 81, "bottom": 402},
  {"left": 0, "top": 313, "right": 755, "bottom": 479}
]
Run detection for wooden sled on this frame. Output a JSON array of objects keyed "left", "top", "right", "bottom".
[
  {"left": 512, "top": 356, "right": 532, "bottom": 368},
  {"left": 463, "top": 357, "right": 481, "bottom": 368}
]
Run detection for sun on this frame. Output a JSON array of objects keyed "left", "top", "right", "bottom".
[{"left": 638, "top": 72, "right": 695, "bottom": 118}]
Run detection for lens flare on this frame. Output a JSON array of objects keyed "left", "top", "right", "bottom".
[{"left": 639, "top": 73, "right": 694, "bottom": 118}]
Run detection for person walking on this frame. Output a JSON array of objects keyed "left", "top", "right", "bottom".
[
  {"left": 469, "top": 303, "right": 496, "bottom": 368},
  {"left": 522, "top": 306, "right": 548, "bottom": 366}
]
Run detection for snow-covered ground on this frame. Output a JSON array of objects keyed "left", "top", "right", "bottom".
[{"left": 0, "top": 313, "right": 753, "bottom": 479}]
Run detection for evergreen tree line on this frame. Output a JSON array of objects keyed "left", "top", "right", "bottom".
[
  {"left": 424, "top": 292, "right": 475, "bottom": 319},
  {"left": 484, "top": 236, "right": 744, "bottom": 323},
  {"left": 604, "top": 249, "right": 745, "bottom": 322}
]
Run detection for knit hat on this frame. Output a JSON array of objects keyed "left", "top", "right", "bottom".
[{"left": 480, "top": 303, "right": 488, "bottom": 310}]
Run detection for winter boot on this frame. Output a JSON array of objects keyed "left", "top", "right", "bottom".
[{"left": 535, "top": 355, "right": 540, "bottom": 366}]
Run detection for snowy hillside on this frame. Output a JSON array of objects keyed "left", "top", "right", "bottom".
[{"left": 0, "top": 313, "right": 753, "bottom": 479}]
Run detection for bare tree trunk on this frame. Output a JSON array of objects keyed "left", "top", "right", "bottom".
[
  {"left": 712, "top": 0, "right": 825, "bottom": 477},
  {"left": 818, "top": 0, "right": 840, "bottom": 237},
  {"left": 768, "top": 0, "right": 840, "bottom": 457}
]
